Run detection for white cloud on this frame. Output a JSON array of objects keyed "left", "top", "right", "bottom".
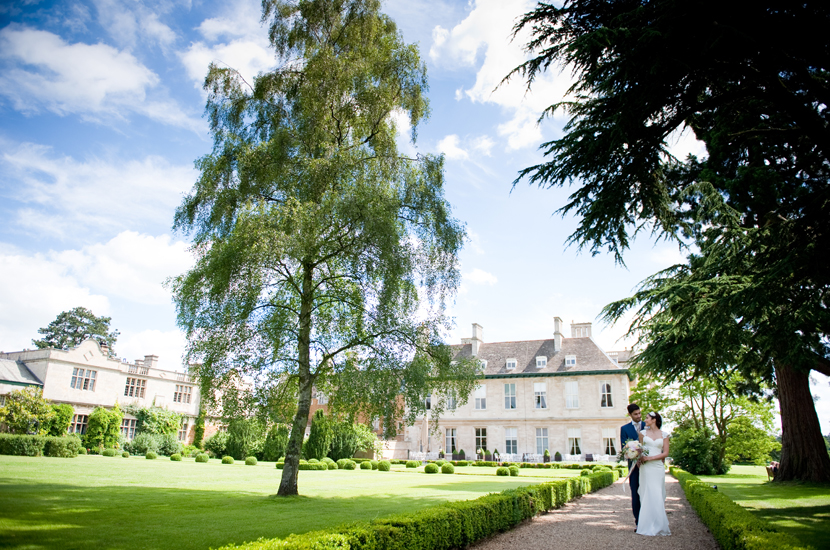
[
  {"left": 118, "top": 328, "right": 188, "bottom": 370},
  {"left": 0, "top": 245, "right": 111, "bottom": 354},
  {"left": 53, "top": 231, "right": 193, "bottom": 305},
  {"left": 666, "top": 125, "right": 708, "bottom": 161},
  {"left": 429, "top": 0, "right": 574, "bottom": 150},
  {"left": 180, "top": 0, "right": 273, "bottom": 90},
  {"left": 464, "top": 268, "right": 497, "bottom": 285},
  {"left": 437, "top": 134, "right": 469, "bottom": 160},
  {"left": 92, "top": 0, "right": 177, "bottom": 50},
  {"left": 0, "top": 141, "right": 195, "bottom": 239},
  {"left": 0, "top": 232, "right": 192, "bottom": 364},
  {"left": 0, "top": 26, "right": 200, "bottom": 130}
]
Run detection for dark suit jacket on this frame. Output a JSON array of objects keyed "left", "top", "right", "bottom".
[{"left": 620, "top": 421, "right": 645, "bottom": 455}]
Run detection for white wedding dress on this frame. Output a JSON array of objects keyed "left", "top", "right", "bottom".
[{"left": 636, "top": 430, "right": 671, "bottom": 536}]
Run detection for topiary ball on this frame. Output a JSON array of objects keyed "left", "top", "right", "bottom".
[
  {"left": 327, "top": 461, "right": 338, "bottom": 469},
  {"left": 344, "top": 460, "right": 357, "bottom": 470},
  {"left": 222, "top": 456, "right": 234, "bottom": 464},
  {"left": 496, "top": 467, "right": 509, "bottom": 476},
  {"left": 370, "top": 460, "right": 379, "bottom": 470},
  {"left": 195, "top": 453, "right": 209, "bottom": 463},
  {"left": 122, "top": 451, "right": 130, "bottom": 458},
  {"left": 441, "top": 463, "right": 455, "bottom": 474},
  {"left": 245, "top": 456, "right": 257, "bottom": 466},
  {"left": 145, "top": 451, "right": 158, "bottom": 460},
  {"left": 360, "top": 460, "right": 372, "bottom": 469},
  {"left": 170, "top": 453, "right": 182, "bottom": 461},
  {"left": 377, "top": 460, "right": 391, "bottom": 472},
  {"left": 336, "top": 458, "right": 349, "bottom": 469},
  {"left": 508, "top": 465, "right": 519, "bottom": 476},
  {"left": 435, "top": 459, "right": 446, "bottom": 466},
  {"left": 307, "top": 458, "right": 319, "bottom": 464},
  {"left": 102, "top": 448, "right": 117, "bottom": 457},
  {"left": 424, "top": 463, "right": 439, "bottom": 474},
  {"left": 580, "top": 468, "right": 591, "bottom": 476},
  {"left": 406, "top": 460, "right": 419, "bottom": 468}
]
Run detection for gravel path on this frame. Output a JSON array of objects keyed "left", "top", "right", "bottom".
[{"left": 470, "top": 475, "right": 719, "bottom": 550}]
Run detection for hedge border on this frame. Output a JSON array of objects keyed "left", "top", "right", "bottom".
[
  {"left": 215, "top": 471, "right": 619, "bottom": 550},
  {"left": 670, "top": 467, "right": 811, "bottom": 550}
]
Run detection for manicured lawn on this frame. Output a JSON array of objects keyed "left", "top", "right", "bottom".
[
  {"left": 0, "top": 456, "right": 575, "bottom": 550},
  {"left": 698, "top": 464, "right": 830, "bottom": 549}
]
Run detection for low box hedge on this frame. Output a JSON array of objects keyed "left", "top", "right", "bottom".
[
  {"left": 215, "top": 470, "right": 618, "bottom": 550},
  {"left": 670, "top": 467, "right": 810, "bottom": 550},
  {"left": 0, "top": 433, "right": 82, "bottom": 457}
]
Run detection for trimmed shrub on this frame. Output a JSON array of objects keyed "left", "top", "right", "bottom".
[
  {"left": 0, "top": 434, "right": 45, "bottom": 456},
  {"left": 435, "top": 459, "right": 446, "bottom": 466},
  {"left": 127, "top": 432, "right": 160, "bottom": 456},
  {"left": 327, "top": 461, "right": 338, "bottom": 470},
  {"left": 195, "top": 453, "right": 209, "bottom": 463},
  {"left": 307, "top": 458, "right": 320, "bottom": 464},
  {"left": 455, "top": 460, "right": 468, "bottom": 466},
  {"left": 424, "top": 463, "right": 439, "bottom": 474},
  {"left": 370, "top": 460, "right": 379, "bottom": 470},
  {"left": 671, "top": 467, "right": 809, "bottom": 550},
  {"left": 377, "top": 460, "right": 391, "bottom": 472},
  {"left": 343, "top": 460, "right": 357, "bottom": 470},
  {"left": 122, "top": 451, "right": 130, "bottom": 458},
  {"left": 170, "top": 453, "right": 182, "bottom": 461},
  {"left": 102, "top": 448, "right": 118, "bottom": 457},
  {"left": 78, "top": 447, "right": 87, "bottom": 455},
  {"left": 580, "top": 469, "right": 591, "bottom": 476},
  {"left": 45, "top": 435, "right": 82, "bottom": 458},
  {"left": 145, "top": 451, "right": 158, "bottom": 459},
  {"left": 472, "top": 460, "right": 498, "bottom": 467},
  {"left": 298, "top": 462, "right": 328, "bottom": 470},
  {"left": 246, "top": 456, "right": 258, "bottom": 466},
  {"left": 508, "top": 465, "right": 520, "bottom": 476},
  {"left": 336, "top": 458, "right": 350, "bottom": 469},
  {"left": 441, "top": 463, "right": 455, "bottom": 474},
  {"left": 406, "top": 460, "right": 419, "bottom": 468},
  {"left": 222, "top": 456, "right": 234, "bottom": 464},
  {"left": 360, "top": 460, "right": 372, "bottom": 470},
  {"left": 496, "top": 467, "right": 509, "bottom": 476}
]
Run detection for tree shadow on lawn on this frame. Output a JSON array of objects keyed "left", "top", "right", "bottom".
[
  {"left": 0, "top": 480, "right": 478, "bottom": 550},
  {"left": 751, "top": 504, "right": 830, "bottom": 549}
]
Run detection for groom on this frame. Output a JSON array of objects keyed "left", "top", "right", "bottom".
[{"left": 621, "top": 403, "right": 645, "bottom": 527}]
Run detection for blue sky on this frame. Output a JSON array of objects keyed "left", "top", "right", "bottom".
[{"left": 1, "top": 0, "right": 827, "bottom": 432}]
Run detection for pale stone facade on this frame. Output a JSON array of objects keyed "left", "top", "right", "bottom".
[
  {"left": 0, "top": 340, "right": 200, "bottom": 443},
  {"left": 404, "top": 318, "right": 633, "bottom": 461}
]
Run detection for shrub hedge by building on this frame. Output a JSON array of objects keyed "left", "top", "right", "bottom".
[
  {"left": 215, "top": 471, "right": 619, "bottom": 550},
  {"left": 670, "top": 467, "right": 809, "bottom": 550},
  {"left": 0, "top": 433, "right": 83, "bottom": 457}
]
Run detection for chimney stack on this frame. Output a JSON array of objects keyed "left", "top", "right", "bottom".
[
  {"left": 144, "top": 354, "right": 159, "bottom": 369},
  {"left": 471, "top": 323, "right": 483, "bottom": 356},
  {"left": 553, "top": 317, "right": 563, "bottom": 352},
  {"left": 571, "top": 321, "right": 592, "bottom": 338}
]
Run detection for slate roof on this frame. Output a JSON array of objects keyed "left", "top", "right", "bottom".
[
  {"left": 0, "top": 358, "right": 43, "bottom": 387},
  {"left": 451, "top": 337, "right": 624, "bottom": 376}
]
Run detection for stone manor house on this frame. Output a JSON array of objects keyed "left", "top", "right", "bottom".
[
  {"left": 0, "top": 340, "right": 201, "bottom": 443},
  {"left": 1, "top": 316, "right": 633, "bottom": 460},
  {"left": 402, "top": 317, "right": 633, "bottom": 461}
]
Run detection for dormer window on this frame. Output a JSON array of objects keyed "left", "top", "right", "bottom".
[
  {"left": 478, "top": 359, "right": 488, "bottom": 373},
  {"left": 536, "top": 356, "right": 547, "bottom": 368},
  {"left": 505, "top": 358, "right": 517, "bottom": 370},
  {"left": 565, "top": 355, "right": 576, "bottom": 367}
]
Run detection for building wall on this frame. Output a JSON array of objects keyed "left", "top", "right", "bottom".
[{"left": 406, "top": 372, "right": 631, "bottom": 457}]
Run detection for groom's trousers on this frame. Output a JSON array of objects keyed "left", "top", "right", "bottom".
[{"left": 628, "top": 462, "right": 641, "bottom": 524}]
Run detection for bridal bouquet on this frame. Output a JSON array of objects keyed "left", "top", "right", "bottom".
[{"left": 617, "top": 440, "right": 649, "bottom": 462}]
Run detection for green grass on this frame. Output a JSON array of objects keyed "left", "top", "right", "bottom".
[
  {"left": 698, "top": 464, "right": 830, "bottom": 549},
  {"left": 0, "top": 455, "right": 576, "bottom": 550}
]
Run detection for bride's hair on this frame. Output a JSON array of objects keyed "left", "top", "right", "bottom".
[{"left": 648, "top": 411, "right": 663, "bottom": 428}]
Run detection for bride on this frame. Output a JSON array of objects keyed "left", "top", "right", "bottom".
[{"left": 636, "top": 411, "right": 671, "bottom": 536}]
